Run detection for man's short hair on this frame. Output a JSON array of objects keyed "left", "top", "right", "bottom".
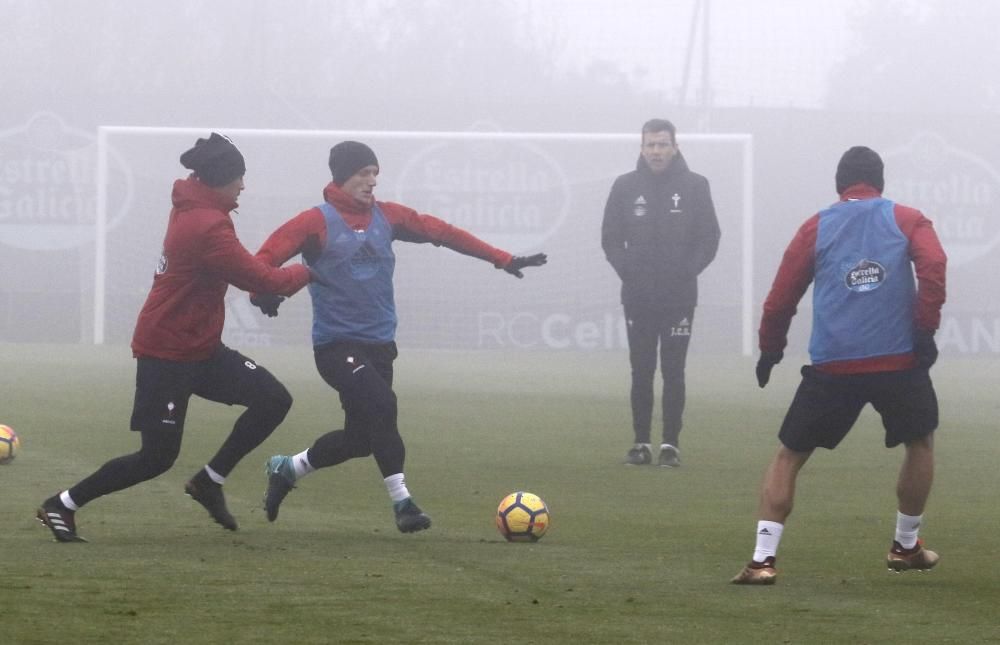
[
  {"left": 641, "top": 119, "right": 676, "bottom": 145},
  {"left": 835, "top": 146, "right": 885, "bottom": 194}
]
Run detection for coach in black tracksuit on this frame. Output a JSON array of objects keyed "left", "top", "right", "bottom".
[{"left": 601, "top": 118, "right": 720, "bottom": 468}]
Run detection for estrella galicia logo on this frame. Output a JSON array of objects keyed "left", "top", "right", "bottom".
[
  {"left": 885, "top": 133, "right": 1000, "bottom": 267},
  {"left": 394, "top": 131, "right": 571, "bottom": 253},
  {"left": 845, "top": 259, "right": 886, "bottom": 292},
  {"left": 0, "top": 112, "right": 133, "bottom": 251}
]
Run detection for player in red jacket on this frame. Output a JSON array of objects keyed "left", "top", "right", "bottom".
[
  {"left": 732, "top": 147, "right": 947, "bottom": 584},
  {"left": 37, "top": 133, "right": 314, "bottom": 542},
  {"left": 253, "top": 141, "right": 546, "bottom": 533}
]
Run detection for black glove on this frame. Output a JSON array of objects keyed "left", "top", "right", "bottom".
[
  {"left": 504, "top": 253, "right": 548, "bottom": 279},
  {"left": 913, "top": 329, "right": 938, "bottom": 368},
  {"left": 250, "top": 293, "right": 285, "bottom": 317},
  {"left": 755, "top": 350, "right": 783, "bottom": 388}
]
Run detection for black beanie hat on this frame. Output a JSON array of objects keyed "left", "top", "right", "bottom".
[
  {"left": 835, "top": 146, "right": 884, "bottom": 194},
  {"left": 179, "top": 133, "right": 246, "bottom": 187},
  {"left": 329, "top": 141, "right": 379, "bottom": 185}
]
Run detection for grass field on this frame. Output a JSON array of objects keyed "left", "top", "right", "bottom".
[{"left": 2, "top": 342, "right": 999, "bottom": 644}]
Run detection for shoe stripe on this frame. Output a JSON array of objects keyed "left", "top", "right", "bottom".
[
  {"left": 44, "top": 513, "right": 73, "bottom": 533},
  {"left": 38, "top": 509, "right": 86, "bottom": 542}
]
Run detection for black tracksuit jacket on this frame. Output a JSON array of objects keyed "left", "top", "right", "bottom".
[{"left": 601, "top": 153, "right": 721, "bottom": 311}]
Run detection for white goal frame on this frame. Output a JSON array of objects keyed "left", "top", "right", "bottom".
[{"left": 95, "top": 127, "right": 754, "bottom": 354}]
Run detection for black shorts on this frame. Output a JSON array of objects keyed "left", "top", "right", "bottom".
[
  {"left": 130, "top": 345, "right": 283, "bottom": 433},
  {"left": 778, "top": 366, "right": 938, "bottom": 451}
]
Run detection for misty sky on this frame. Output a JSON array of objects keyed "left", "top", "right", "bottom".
[{"left": 538, "top": 0, "right": 851, "bottom": 108}]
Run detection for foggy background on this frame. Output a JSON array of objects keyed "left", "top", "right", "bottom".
[{"left": 3, "top": 0, "right": 998, "bottom": 358}]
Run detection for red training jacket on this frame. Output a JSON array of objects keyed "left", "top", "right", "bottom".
[
  {"left": 759, "top": 184, "right": 947, "bottom": 374},
  {"left": 256, "top": 182, "right": 513, "bottom": 273},
  {"left": 131, "top": 177, "right": 311, "bottom": 361}
]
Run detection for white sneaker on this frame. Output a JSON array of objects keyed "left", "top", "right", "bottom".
[{"left": 657, "top": 444, "right": 680, "bottom": 468}]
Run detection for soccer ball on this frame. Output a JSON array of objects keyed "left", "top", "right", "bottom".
[
  {"left": 496, "top": 491, "right": 550, "bottom": 542},
  {"left": 0, "top": 425, "right": 20, "bottom": 465}
]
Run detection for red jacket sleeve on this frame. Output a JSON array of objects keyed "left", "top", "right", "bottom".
[
  {"left": 256, "top": 208, "right": 328, "bottom": 267},
  {"left": 200, "top": 216, "right": 310, "bottom": 296},
  {"left": 758, "top": 215, "right": 818, "bottom": 353},
  {"left": 894, "top": 204, "right": 947, "bottom": 331},
  {"left": 378, "top": 201, "right": 514, "bottom": 267}
]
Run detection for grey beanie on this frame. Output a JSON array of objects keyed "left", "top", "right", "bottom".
[{"left": 328, "top": 141, "right": 379, "bottom": 185}]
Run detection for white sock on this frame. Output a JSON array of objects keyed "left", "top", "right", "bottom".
[
  {"left": 291, "top": 450, "right": 315, "bottom": 480},
  {"left": 752, "top": 520, "right": 784, "bottom": 562},
  {"left": 59, "top": 490, "right": 79, "bottom": 511},
  {"left": 204, "top": 465, "right": 225, "bottom": 485},
  {"left": 384, "top": 473, "right": 410, "bottom": 504},
  {"left": 894, "top": 511, "right": 922, "bottom": 549}
]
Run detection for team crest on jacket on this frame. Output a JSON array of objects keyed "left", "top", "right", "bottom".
[
  {"left": 844, "top": 259, "right": 886, "bottom": 292},
  {"left": 156, "top": 253, "right": 167, "bottom": 275},
  {"left": 633, "top": 196, "right": 648, "bottom": 217}
]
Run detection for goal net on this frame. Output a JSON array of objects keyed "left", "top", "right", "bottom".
[{"left": 95, "top": 127, "right": 753, "bottom": 355}]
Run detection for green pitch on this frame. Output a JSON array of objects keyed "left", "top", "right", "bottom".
[{"left": 2, "top": 343, "right": 997, "bottom": 644}]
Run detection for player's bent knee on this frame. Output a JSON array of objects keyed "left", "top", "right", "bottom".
[
  {"left": 137, "top": 448, "right": 178, "bottom": 478},
  {"left": 354, "top": 390, "right": 398, "bottom": 427},
  {"left": 257, "top": 381, "right": 294, "bottom": 425},
  {"left": 345, "top": 435, "right": 373, "bottom": 458},
  {"left": 350, "top": 444, "right": 373, "bottom": 458},
  {"left": 373, "top": 391, "right": 398, "bottom": 421}
]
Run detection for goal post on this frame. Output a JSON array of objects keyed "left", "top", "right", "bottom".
[{"left": 95, "top": 127, "right": 754, "bottom": 355}]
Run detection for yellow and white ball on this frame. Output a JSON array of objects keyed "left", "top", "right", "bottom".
[
  {"left": 0, "top": 424, "right": 20, "bottom": 465},
  {"left": 496, "top": 491, "right": 550, "bottom": 542}
]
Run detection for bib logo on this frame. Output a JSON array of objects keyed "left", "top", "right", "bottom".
[
  {"left": 350, "top": 241, "right": 381, "bottom": 280},
  {"left": 394, "top": 132, "right": 570, "bottom": 253},
  {"left": 844, "top": 259, "right": 885, "bottom": 292},
  {"left": 0, "top": 112, "right": 133, "bottom": 251},
  {"left": 885, "top": 133, "right": 1000, "bottom": 267}
]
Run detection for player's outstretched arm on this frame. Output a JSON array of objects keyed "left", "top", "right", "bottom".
[
  {"left": 503, "top": 253, "right": 548, "bottom": 279},
  {"left": 250, "top": 267, "right": 329, "bottom": 318}
]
